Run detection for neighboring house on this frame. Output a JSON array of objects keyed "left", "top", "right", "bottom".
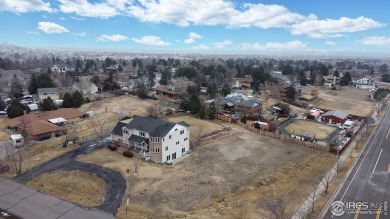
[
  {"left": 6, "top": 108, "right": 85, "bottom": 141},
  {"left": 38, "top": 88, "right": 59, "bottom": 101},
  {"left": 271, "top": 71, "right": 291, "bottom": 85},
  {"left": 155, "top": 85, "right": 179, "bottom": 99},
  {"left": 111, "top": 115, "right": 190, "bottom": 164},
  {"left": 354, "top": 77, "right": 375, "bottom": 89},
  {"left": 323, "top": 75, "right": 340, "bottom": 87},
  {"left": 232, "top": 77, "right": 253, "bottom": 89},
  {"left": 237, "top": 99, "right": 262, "bottom": 114},
  {"left": 51, "top": 65, "right": 68, "bottom": 73},
  {"left": 72, "top": 82, "right": 99, "bottom": 96},
  {"left": 321, "top": 110, "right": 349, "bottom": 125}
]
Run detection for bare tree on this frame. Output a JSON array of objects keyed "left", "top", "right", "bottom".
[
  {"left": 263, "top": 194, "right": 295, "bottom": 219},
  {"left": 335, "top": 159, "right": 343, "bottom": 176},
  {"left": 355, "top": 133, "right": 362, "bottom": 149},
  {"left": 321, "top": 170, "right": 333, "bottom": 195},
  {"left": 5, "top": 145, "right": 24, "bottom": 174},
  {"left": 305, "top": 184, "right": 319, "bottom": 216},
  {"left": 146, "top": 105, "right": 159, "bottom": 119},
  {"left": 90, "top": 116, "right": 111, "bottom": 144},
  {"left": 63, "top": 123, "right": 78, "bottom": 147},
  {"left": 133, "top": 154, "right": 140, "bottom": 175}
]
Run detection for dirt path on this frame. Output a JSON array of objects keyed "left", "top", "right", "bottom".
[{"left": 13, "top": 138, "right": 126, "bottom": 215}]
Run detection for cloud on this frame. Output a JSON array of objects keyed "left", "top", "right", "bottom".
[
  {"left": 213, "top": 40, "right": 232, "bottom": 49},
  {"left": 189, "top": 32, "right": 202, "bottom": 39},
  {"left": 183, "top": 32, "right": 203, "bottom": 44},
  {"left": 58, "top": 0, "right": 119, "bottom": 18},
  {"left": 96, "top": 34, "right": 129, "bottom": 42},
  {"left": 71, "top": 16, "right": 85, "bottom": 21},
  {"left": 0, "top": 0, "right": 52, "bottom": 13},
  {"left": 359, "top": 36, "right": 390, "bottom": 45},
  {"left": 37, "top": 22, "right": 69, "bottom": 34},
  {"left": 240, "top": 41, "right": 308, "bottom": 50},
  {"left": 73, "top": 32, "right": 87, "bottom": 37},
  {"left": 325, "top": 41, "right": 336, "bottom": 46},
  {"left": 289, "top": 16, "right": 385, "bottom": 38},
  {"left": 132, "top": 35, "right": 170, "bottom": 46},
  {"left": 194, "top": 44, "right": 209, "bottom": 50}
]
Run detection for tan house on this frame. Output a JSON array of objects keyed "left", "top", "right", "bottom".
[{"left": 232, "top": 77, "right": 253, "bottom": 89}]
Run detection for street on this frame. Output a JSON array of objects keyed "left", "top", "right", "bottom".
[{"left": 322, "top": 106, "right": 390, "bottom": 218}]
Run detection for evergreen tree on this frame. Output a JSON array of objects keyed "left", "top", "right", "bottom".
[
  {"left": 208, "top": 102, "right": 217, "bottom": 119},
  {"left": 199, "top": 104, "right": 206, "bottom": 119},
  {"left": 285, "top": 85, "right": 297, "bottom": 101},
  {"left": 72, "top": 91, "right": 84, "bottom": 108},
  {"left": 189, "top": 94, "right": 201, "bottom": 114},
  {"left": 7, "top": 100, "right": 30, "bottom": 118},
  {"left": 36, "top": 73, "right": 56, "bottom": 88},
  {"left": 0, "top": 97, "right": 5, "bottom": 111},
  {"left": 62, "top": 92, "right": 74, "bottom": 108},
  {"left": 206, "top": 83, "right": 218, "bottom": 99},
  {"left": 28, "top": 74, "right": 38, "bottom": 94},
  {"left": 41, "top": 97, "right": 57, "bottom": 111},
  {"left": 221, "top": 83, "right": 231, "bottom": 96},
  {"left": 159, "top": 70, "right": 170, "bottom": 85},
  {"left": 118, "top": 65, "right": 123, "bottom": 72},
  {"left": 8, "top": 74, "right": 24, "bottom": 99},
  {"left": 137, "top": 84, "right": 148, "bottom": 99}
]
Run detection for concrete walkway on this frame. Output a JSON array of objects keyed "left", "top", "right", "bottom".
[
  {"left": 0, "top": 177, "right": 116, "bottom": 219},
  {"left": 292, "top": 104, "right": 385, "bottom": 218}
]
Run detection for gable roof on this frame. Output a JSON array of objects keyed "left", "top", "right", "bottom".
[
  {"left": 238, "top": 99, "right": 261, "bottom": 108},
  {"left": 38, "top": 88, "right": 59, "bottom": 94},
  {"left": 112, "top": 115, "right": 189, "bottom": 137},
  {"left": 128, "top": 135, "right": 149, "bottom": 144},
  {"left": 322, "top": 110, "right": 348, "bottom": 119}
]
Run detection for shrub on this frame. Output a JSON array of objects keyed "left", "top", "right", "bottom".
[
  {"left": 123, "top": 151, "right": 134, "bottom": 158},
  {"left": 108, "top": 145, "right": 117, "bottom": 151}
]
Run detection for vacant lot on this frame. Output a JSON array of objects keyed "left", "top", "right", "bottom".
[
  {"left": 79, "top": 95, "right": 156, "bottom": 116},
  {"left": 78, "top": 128, "right": 336, "bottom": 218},
  {"left": 285, "top": 119, "right": 337, "bottom": 140},
  {"left": 301, "top": 86, "right": 376, "bottom": 117},
  {"left": 168, "top": 116, "right": 225, "bottom": 139},
  {"left": 27, "top": 170, "right": 107, "bottom": 207}
]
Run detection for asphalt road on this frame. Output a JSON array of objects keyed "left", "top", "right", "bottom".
[
  {"left": 322, "top": 106, "right": 390, "bottom": 218},
  {"left": 13, "top": 137, "right": 126, "bottom": 215}
]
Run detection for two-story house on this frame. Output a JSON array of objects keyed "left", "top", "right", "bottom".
[
  {"left": 354, "top": 77, "right": 375, "bottom": 89},
  {"left": 111, "top": 115, "right": 190, "bottom": 164},
  {"left": 37, "top": 88, "right": 59, "bottom": 101}
]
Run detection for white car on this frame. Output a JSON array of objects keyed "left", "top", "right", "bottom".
[
  {"left": 0, "top": 111, "right": 6, "bottom": 115},
  {"left": 310, "top": 108, "right": 324, "bottom": 114}
]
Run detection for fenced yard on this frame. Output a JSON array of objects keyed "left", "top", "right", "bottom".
[{"left": 284, "top": 119, "right": 338, "bottom": 140}]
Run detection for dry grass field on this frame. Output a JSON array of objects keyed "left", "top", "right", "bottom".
[
  {"left": 301, "top": 86, "right": 376, "bottom": 117},
  {"left": 168, "top": 116, "right": 225, "bottom": 139},
  {"left": 78, "top": 128, "right": 336, "bottom": 218},
  {"left": 0, "top": 117, "right": 10, "bottom": 141},
  {"left": 27, "top": 170, "right": 107, "bottom": 207},
  {"left": 285, "top": 120, "right": 337, "bottom": 140},
  {"left": 79, "top": 95, "right": 156, "bottom": 116}
]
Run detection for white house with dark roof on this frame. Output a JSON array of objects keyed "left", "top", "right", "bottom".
[
  {"left": 37, "top": 88, "right": 59, "bottom": 101},
  {"left": 354, "top": 77, "right": 375, "bottom": 90},
  {"left": 111, "top": 115, "right": 190, "bottom": 164}
]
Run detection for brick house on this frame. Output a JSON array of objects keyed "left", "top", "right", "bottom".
[
  {"left": 111, "top": 115, "right": 190, "bottom": 164},
  {"left": 232, "top": 77, "right": 253, "bottom": 89},
  {"left": 321, "top": 110, "right": 349, "bottom": 125}
]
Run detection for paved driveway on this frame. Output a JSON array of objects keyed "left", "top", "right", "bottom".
[{"left": 0, "top": 177, "right": 116, "bottom": 219}]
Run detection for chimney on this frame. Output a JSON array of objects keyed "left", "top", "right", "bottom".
[{"left": 333, "top": 76, "right": 336, "bottom": 85}]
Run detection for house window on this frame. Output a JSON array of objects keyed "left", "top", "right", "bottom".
[
  {"left": 43, "top": 93, "right": 47, "bottom": 95},
  {"left": 140, "top": 131, "right": 145, "bottom": 137},
  {"left": 156, "top": 148, "right": 160, "bottom": 153},
  {"left": 151, "top": 147, "right": 154, "bottom": 153},
  {"left": 182, "top": 148, "right": 185, "bottom": 153},
  {"left": 184, "top": 137, "right": 188, "bottom": 141},
  {"left": 169, "top": 135, "right": 172, "bottom": 139},
  {"left": 180, "top": 130, "right": 184, "bottom": 134},
  {"left": 176, "top": 141, "right": 179, "bottom": 145},
  {"left": 165, "top": 146, "right": 168, "bottom": 151},
  {"left": 175, "top": 128, "right": 178, "bottom": 131},
  {"left": 166, "top": 155, "right": 171, "bottom": 161},
  {"left": 163, "top": 138, "right": 165, "bottom": 142},
  {"left": 172, "top": 153, "right": 176, "bottom": 160}
]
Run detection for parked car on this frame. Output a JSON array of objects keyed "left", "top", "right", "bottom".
[
  {"left": 310, "top": 108, "right": 324, "bottom": 114},
  {"left": 0, "top": 111, "right": 7, "bottom": 115}
]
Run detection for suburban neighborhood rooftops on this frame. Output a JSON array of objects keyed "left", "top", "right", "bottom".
[
  {"left": 112, "top": 115, "right": 190, "bottom": 137},
  {"left": 322, "top": 110, "right": 349, "bottom": 119}
]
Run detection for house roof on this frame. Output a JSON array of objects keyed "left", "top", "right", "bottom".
[
  {"left": 37, "top": 88, "right": 59, "bottom": 94},
  {"left": 7, "top": 109, "right": 84, "bottom": 128},
  {"left": 234, "top": 77, "right": 253, "bottom": 83},
  {"left": 322, "top": 110, "right": 348, "bottom": 119},
  {"left": 156, "top": 85, "right": 177, "bottom": 94},
  {"left": 112, "top": 115, "right": 189, "bottom": 137},
  {"left": 128, "top": 135, "right": 149, "bottom": 144},
  {"left": 178, "top": 121, "right": 190, "bottom": 127},
  {"left": 7, "top": 115, "right": 61, "bottom": 136},
  {"left": 238, "top": 99, "right": 261, "bottom": 108}
]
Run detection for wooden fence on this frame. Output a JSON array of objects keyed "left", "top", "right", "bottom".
[
  {"left": 217, "top": 114, "right": 238, "bottom": 123},
  {"left": 236, "top": 120, "right": 330, "bottom": 152}
]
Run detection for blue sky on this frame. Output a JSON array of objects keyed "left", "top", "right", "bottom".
[{"left": 0, "top": 0, "right": 390, "bottom": 53}]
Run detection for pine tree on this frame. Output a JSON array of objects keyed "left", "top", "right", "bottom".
[
  {"left": 0, "top": 97, "right": 5, "bottom": 111},
  {"left": 62, "top": 92, "right": 74, "bottom": 108},
  {"left": 208, "top": 102, "right": 217, "bottom": 119},
  {"left": 41, "top": 97, "right": 57, "bottom": 111},
  {"left": 72, "top": 91, "right": 84, "bottom": 108},
  {"left": 28, "top": 74, "right": 38, "bottom": 94},
  {"left": 36, "top": 73, "right": 56, "bottom": 88},
  {"left": 7, "top": 100, "right": 30, "bottom": 118}
]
